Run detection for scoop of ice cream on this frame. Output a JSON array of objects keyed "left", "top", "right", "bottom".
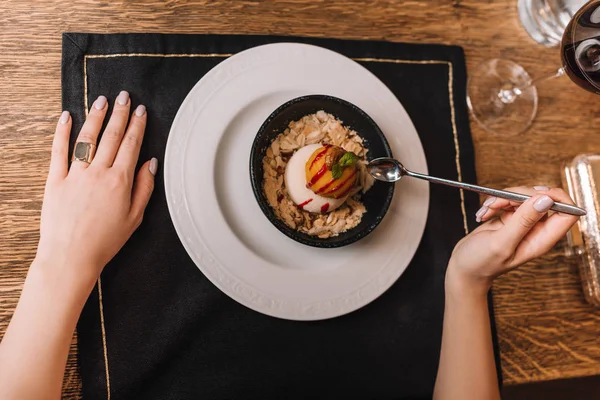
[{"left": 284, "top": 144, "right": 347, "bottom": 213}]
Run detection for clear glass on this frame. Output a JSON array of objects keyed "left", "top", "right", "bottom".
[
  {"left": 518, "top": 0, "right": 588, "bottom": 47},
  {"left": 468, "top": 0, "right": 600, "bottom": 136}
]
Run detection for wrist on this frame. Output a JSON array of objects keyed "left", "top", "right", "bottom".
[
  {"left": 445, "top": 265, "right": 491, "bottom": 302},
  {"left": 30, "top": 256, "right": 98, "bottom": 300}
]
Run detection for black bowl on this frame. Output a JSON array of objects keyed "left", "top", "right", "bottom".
[{"left": 250, "top": 95, "right": 394, "bottom": 248}]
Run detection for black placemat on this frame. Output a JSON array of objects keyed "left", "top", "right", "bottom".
[{"left": 62, "top": 33, "right": 501, "bottom": 400}]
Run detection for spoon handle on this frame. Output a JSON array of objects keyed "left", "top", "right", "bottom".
[{"left": 405, "top": 170, "right": 586, "bottom": 217}]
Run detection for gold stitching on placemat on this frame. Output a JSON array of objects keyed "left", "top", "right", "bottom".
[
  {"left": 86, "top": 53, "right": 234, "bottom": 59},
  {"left": 353, "top": 58, "right": 450, "bottom": 65},
  {"left": 83, "top": 52, "right": 469, "bottom": 400},
  {"left": 447, "top": 62, "right": 469, "bottom": 235},
  {"left": 83, "top": 56, "right": 88, "bottom": 115},
  {"left": 97, "top": 276, "right": 111, "bottom": 400}
]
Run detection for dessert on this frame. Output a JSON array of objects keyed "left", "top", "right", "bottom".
[
  {"left": 262, "top": 111, "right": 374, "bottom": 238},
  {"left": 284, "top": 144, "right": 348, "bottom": 214}
]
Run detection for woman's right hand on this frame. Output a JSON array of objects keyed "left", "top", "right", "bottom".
[
  {"left": 34, "top": 92, "right": 157, "bottom": 292},
  {"left": 0, "top": 92, "right": 157, "bottom": 400},
  {"left": 446, "top": 186, "right": 579, "bottom": 296}
]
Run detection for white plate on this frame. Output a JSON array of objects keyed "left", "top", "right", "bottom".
[{"left": 164, "top": 43, "right": 429, "bottom": 321}]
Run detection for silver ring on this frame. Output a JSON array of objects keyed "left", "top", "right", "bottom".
[{"left": 72, "top": 142, "right": 96, "bottom": 164}]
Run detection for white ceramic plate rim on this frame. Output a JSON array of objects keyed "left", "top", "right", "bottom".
[{"left": 164, "top": 43, "right": 429, "bottom": 320}]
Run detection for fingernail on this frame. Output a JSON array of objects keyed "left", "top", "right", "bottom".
[
  {"left": 149, "top": 157, "right": 158, "bottom": 176},
  {"left": 59, "top": 111, "right": 70, "bottom": 124},
  {"left": 135, "top": 104, "right": 146, "bottom": 117},
  {"left": 94, "top": 95, "right": 107, "bottom": 110},
  {"left": 483, "top": 196, "right": 497, "bottom": 207},
  {"left": 475, "top": 206, "right": 488, "bottom": 222},
  {"left": 117, "top": 91, "right": 129, "bottom": 105},
  {"left": 533, "top": 195, "right": 554, "bottom": 213},
  {"left": 534, "top": 186, "right": 550, "bottom": 191}
]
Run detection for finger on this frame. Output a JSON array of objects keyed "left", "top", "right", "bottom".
[
  {"left": 476, "top": 197, "right": 517, "bottom": 223},
  {"left": 48, "top": 111, "right": 72, "bottom": 182},
  {"left": 130, "top": 158, "right": 157, "bottom": 228},
  {"left": 512, "top": 210, "right": 579, "bottom": 265},
  {"left": 514, "top": 188, "right": 578, "bottom": 260},
  {"left": 479, "top": 202, "right": 517, "bottom": 222},
  {"left": 71, "top": 95, "right": 108, "bottom": 170},
  {"left": 497, "top": 194, "right": 555, "bottom": 249},
  {"left": 479, "top": 207, "right": 514, "bottom": 223},
  {"left": 486, "top": 187, "right": 576, "bottom": 221},
  {"left": 479, "top": 186, "right": 550, "bottom": 222},
  {"left": 113, "top": 105, "right": 147, "bottom": 176},
  {"left": 94, "top": 91, "right": 131, "bottom": 167}
]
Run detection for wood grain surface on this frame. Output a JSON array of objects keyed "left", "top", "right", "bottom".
[{"left": 1, "top": 0, "right": 599, "bottom": 397}]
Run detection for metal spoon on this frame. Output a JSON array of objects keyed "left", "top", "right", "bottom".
[{"left": 367, "top": 157, "right": 586, "bottom": 217}]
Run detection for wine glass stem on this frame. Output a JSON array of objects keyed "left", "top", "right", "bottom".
[{"left": 498, "top": 67, "right": 566, "bottom": 104}]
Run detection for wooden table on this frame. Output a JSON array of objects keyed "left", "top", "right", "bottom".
[{"left": 1, "top": 1, "right": 599, "bottom": 397}]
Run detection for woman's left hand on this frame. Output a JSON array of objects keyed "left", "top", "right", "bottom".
[{"left": 446, "top": 186, "right": 579, "bottom": 296}]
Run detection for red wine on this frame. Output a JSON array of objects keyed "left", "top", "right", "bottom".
[{"left": 561, "top": 0, "right": 600, "bottom": 94}]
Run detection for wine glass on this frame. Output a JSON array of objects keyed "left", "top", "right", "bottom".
[
  {"left": 467, "top": 0, "right": 600, "bottom": 136},
  {"left": 519, "top": 0, "right": 588, "bottom": 47}
]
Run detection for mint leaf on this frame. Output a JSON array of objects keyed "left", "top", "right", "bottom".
[
  {"left": 338, "top": 152, "right": 358, "bottom": 167},
  {"left": 331, "top": 163, "right": 343, "bottom": 180}
]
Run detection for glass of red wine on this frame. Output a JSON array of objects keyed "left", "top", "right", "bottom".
[{"left": 468, "top": 0, "right": 600, "bottom": 136}]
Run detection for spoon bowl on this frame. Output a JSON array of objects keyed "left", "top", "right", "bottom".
[{"left": 367, "top": 158, "right": 407, "bottom": 182}]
